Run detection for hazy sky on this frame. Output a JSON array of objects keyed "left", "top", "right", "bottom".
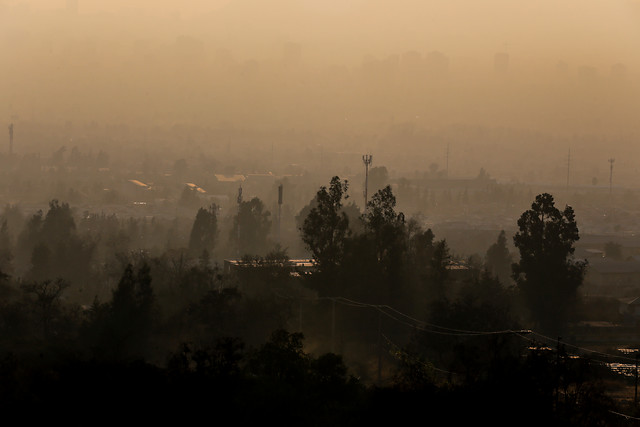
[
  {"left": 2, "top": 0, "right": 639, "bottom": 134},
  {"left": 6, "top": 1, "right": 638, "bottom": 60}
]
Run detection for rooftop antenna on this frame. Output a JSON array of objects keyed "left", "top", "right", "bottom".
[
  {"left": 609, "top": 158, "right": 615, "bottom": 196},
  {"left": 8, "top": 123, "right": 13, "bottom": 156},
  {"left": 363, "top": 154, "right": 373, "bottom": 211}
]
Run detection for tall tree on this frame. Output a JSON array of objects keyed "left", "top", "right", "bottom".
[
  {"left": 485, "top": 230, "right": 513, "bottom": 285},
  {"left": 362, "top": 185, "right": 406, "bottom": 302},
  {"left": 41, "top": 199, "right": 75, "bottom": 245},
  {"left": 0, "top": 220, "right": 13, "bottom": 276},
  {"left": 512, "top": 193, "right": 587, "bottom": 335},
  {"left": 231, "top": 197, "right": 272, "bottom": 256},
  {"left": 368, "top": 166, "right": 389, "bottom": 194},
  {"left": 301, "top": 177, "right": 350, "bottom": 283},
  {"left": 364, "top": 186, "right": 404, "bottom": 262},
  {"left": 404, "top": 219, "right": 436, "bottom": 308},
  {"left": 21, "top": 278, "right": 69, "bottom": 340},
  {"left": 85, "top": 262, "right": 157, "bottom": 361},
  {"left": 189, "top": 204, "right": 218, "bottom": 255},
  {"left": 428, "top": 239, "right": 451, "bottom": 301}
]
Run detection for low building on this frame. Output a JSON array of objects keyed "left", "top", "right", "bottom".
[{"left": 223, "top": 258, "right": 316, "bottom": 275}]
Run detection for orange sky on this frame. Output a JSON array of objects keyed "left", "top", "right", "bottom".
[{"left": 2, "top": 0, "right": 639, "bottom": 136}]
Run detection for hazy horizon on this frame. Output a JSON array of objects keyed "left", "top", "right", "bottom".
[{"left": 2, "top": 1, "right": 640, "bottom": 185}]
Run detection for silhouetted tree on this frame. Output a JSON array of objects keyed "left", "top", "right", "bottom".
[
  {"left": 368, "top": 166, "right": 389, "bottom": 193},
  {"left": 429, "top": 239, "right": 451, "bottom": 301},
  {"left": 20, "top": 278, "right": 69, "bottom": 340},
  {"left": 15, "top": 209, "right": 44, "bottom": 274},
  {"left": 15, "top": 201, "right": 95, "bottom": 290},
  {"left": 231, "top": 197, "right": 272, "bottom": 256},
  {"left": 83, "top": 263, "right": 157, "bottom": 361},
  {"left": 362, "top": 185, "right": 406, "bottom": 302},
  {"left": 404, "top": 219, "right": 436, "bottom": 308},
  {"left": 512, "top": 193, "right": 587, "bottom": 335},
  {"left": 188, "top": 204, "right": 218, "bottom": 254},
  {"left": 29, "top": 243, "right": 52, "bottom": 281},
  {"left": 0, "top": 220, "right": 13, "bottom": 275},
  {"left": 485, "top": 230, "right": 513, "bottom": 285},
  {"left": 247, "top": 329, "right": 309, "bottom": 383},
  {"left": 364, "top": 186, "right": 404, "bottom": 262},
  {"left": 301, "top": 177, "right": 349, "bottom": 294},
  {"left": 167, "top": 337, "right": 245, "bottom": 379},
  {"left": 41, "top": 200, "right": 75, "bottom": 245},
  {"left": 186, "top": 287, "right": 242, "bottom": 343}
]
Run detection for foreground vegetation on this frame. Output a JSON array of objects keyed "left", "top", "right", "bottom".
[{"left": 0, "top": 180, "right": 636, "bottom": 425}]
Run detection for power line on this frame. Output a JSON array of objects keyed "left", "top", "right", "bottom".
[
  {"left": 529, "top": 330, "right": 638, "bottom": 363},
  {"left": 383, "top": 333, "right": 461, "bottom": 377},
  {"left": 332, "top": 296, "right": 528, "bottom": 336},
  {"left": 273, "top": 289, "right": 640, "bottom": 409},
  {"left": 609, "top": 410, "right": 640, "bottom": 421},
  {"left": 274, "top": 291, "right": 638, "bottom": 364}
]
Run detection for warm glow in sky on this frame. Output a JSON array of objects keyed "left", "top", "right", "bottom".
[{"left": 1, "top": 0, "right": 639, "bottom": 136}]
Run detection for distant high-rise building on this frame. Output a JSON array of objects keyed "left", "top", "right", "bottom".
[
  {"left": 494, "top": 52, "right": 509, "bottom": 74},
  {"left": 402, "top": 50, "right": 422, "bottom": 68},
  {"left": 425, "top": 51, "right": 449, "bottom": 78},
  {"left": 401, "top": 50, "right": 423, "bottom": 81}
]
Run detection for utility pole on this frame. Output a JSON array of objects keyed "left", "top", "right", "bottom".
[
  {"left": 236, "top": 184, "right": 243, "bottom": 257},
  {"left": 8, "top": 123, "right": 13, "bottom": 156},
  {"left": 362, "top": 154, "right": 372, "bottom": 211},
  {"left": 277, "top": 184, "right": 283, "bottom": 245},
  {"left": 609, "top": 158, "right": 615, "bottom": 196}
]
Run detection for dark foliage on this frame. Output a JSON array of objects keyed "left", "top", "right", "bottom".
[
  {"left": 513, "top": 193, "right": 588, "bottom": 335},
  {"left": 188, "top": 204, "right": 218, "bottom": 254}
]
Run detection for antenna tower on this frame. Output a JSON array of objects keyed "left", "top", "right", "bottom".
[
  {"left": 362, "top": 154, "right": 373, "bottom": 210},
  {"left": 609, "top": 158, "right": 615, "bottom": 196}
]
